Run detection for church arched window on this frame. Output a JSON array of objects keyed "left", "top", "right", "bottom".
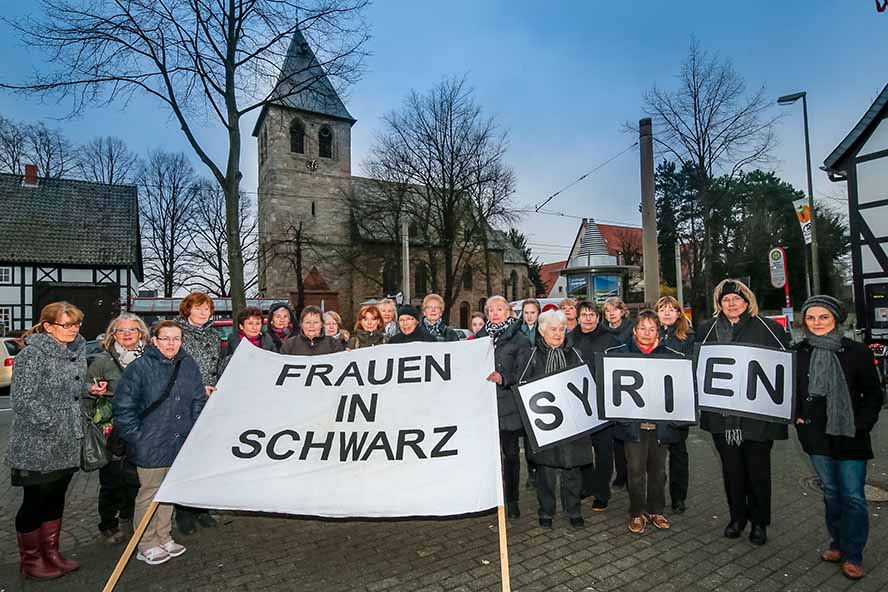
[
  {"left": 462, "top": 265, "right": 473, "bottom": 290},
  {"left": 290, "top": 119, "right": 305, "bottom": 154},
  {"left": 510, "top": 270, "right": 519, "bottom": 302},
  {"left": 382, "top": 263, "right": 399, "bottom": 295},
  {"left": 319, "top": 125, "right": 333, "bottom": 159},
  {"left": 415, "top": 263, "right": 429, "bottom": 297}
]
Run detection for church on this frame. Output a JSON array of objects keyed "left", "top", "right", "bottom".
[{"left": 253, "top": 30, "right": 533, "bottom": 328}]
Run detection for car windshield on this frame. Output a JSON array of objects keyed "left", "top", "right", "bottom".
[{"left": 2, "top": 340, "right": 22, "bottom": 356}]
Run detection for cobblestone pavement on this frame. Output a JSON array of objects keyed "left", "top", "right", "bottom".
[{"left": 2, "top": 398, "right": 888, "bottom": 591}]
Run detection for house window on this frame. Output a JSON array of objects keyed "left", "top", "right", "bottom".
[
  {"left": 415, "top": 264, "right": 429, "bottom": 297},
  {"left": 260, "top": 126, "right": 268, "bottom": 162},
  {"left": 462, "top": 265, "right": 473, "bottom": 290},
  {"left": 319, "top": 125, "right": 333, "bottom": 159},
  {"left": 290, "top": 119, "right": 305, "bottom": 154},
  {"left": 0, "top": 306, "right": 12, "bottom": 333},
  {"left": 459, "top": 301, "right": 470, "bottom": 329},
  {"left": 382, "top": 263, "right": 399, "bottom": 295},
  {"left": 0, "top": 267, "right": 11, "bottom": 284},
  {"left": 311, "top": 201, "right": 316, "bottom": 217}
]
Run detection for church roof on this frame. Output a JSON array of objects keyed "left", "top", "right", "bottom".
[{"left": 270, "top": 28, "right": 355, "bottom": 122}]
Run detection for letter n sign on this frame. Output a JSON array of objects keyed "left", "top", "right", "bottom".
[
  {"left": 514, "top": 364, "right": 610, "bottom": 453},
  {"left": 696, "top": 344, "right": 796, "bottom": 423}
]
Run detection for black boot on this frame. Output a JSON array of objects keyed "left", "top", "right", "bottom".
[
  {"left": 506, "top": 502, "right": 520, "bottom": 519},
  {"left": 749, "top": 524, "right": 767, "bottom": 546},
  {"left": 724, "top": 521, "right": 745, "bottom": 539},
  {"left": 176, "top": 509, "right": 197, "bottom": 535}
]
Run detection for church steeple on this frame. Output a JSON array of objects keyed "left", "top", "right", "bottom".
[{"left": 269, "top": 27, "right": 355, "bottom": 123}]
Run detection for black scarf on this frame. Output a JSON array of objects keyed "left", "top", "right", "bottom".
[
  {"left": 484, "top": 317, "right": 516, "bottom": 342},
  {"left": 422, "top": 318, "right": 445, "bottom": 339}
]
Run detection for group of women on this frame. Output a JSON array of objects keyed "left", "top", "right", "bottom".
[{"left": 4, "top": 279, "right": 881, "bottom": 581}]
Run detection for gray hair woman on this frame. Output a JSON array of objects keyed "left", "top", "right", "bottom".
[
  {"left": 377, "top": 298, "right": 399, "bottom": 338},
  {"left": 86, "top": 313, "right": 149, "bottom": 544},
  {"left": 517, "top": 309, "right": 592, "bottom": 529}
]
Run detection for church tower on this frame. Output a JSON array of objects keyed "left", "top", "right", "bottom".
[{"left": 253, "top": 28, "right": 357, "bottom": 309}]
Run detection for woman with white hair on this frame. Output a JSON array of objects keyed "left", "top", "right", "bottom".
[
  {"left": 698, "top": 278, "right": 790, "bottom": 546},
  {"left": 517, "top": 309, "right": 591, "bottom": 528},
  {"left": 86, "top": 313, "right": 150, "bottom": 544},
  {"left": 478, "top": 295, "right": 532, "bottom": 519}
]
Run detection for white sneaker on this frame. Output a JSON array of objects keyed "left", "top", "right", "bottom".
[
  {"left": 162, "top": 540, "right": 187, "bottom": 558},
  {"left": 136, "top": 546, "right": 171, "bottom": 565}
]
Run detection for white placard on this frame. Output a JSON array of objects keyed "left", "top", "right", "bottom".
[
  {"left": 696, "top": 344, "right": 796, "bottom": 423},
  {"left": 514, "top": 364, "right": 609, "bottom": 452},
  {"left": 154, "top": 339, "right": 503, "bottom": 517},
  {"left": 596, "top": 354, "right": 697, "bottom": 423}
]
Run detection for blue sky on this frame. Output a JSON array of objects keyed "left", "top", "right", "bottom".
[{"left": 1, "top": 0, "right": 885, "bottom": 263}]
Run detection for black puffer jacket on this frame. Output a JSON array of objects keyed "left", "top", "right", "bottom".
[
  {"left": 476, "top": 321, "right": 532, "bottom": 431},
  {"left": 112, "top": 346, "right": 206, "bottom": 468},
  {"left": 388, "top": 326, "right": 437, "bottom": 344},
  {"left": 281, "top": 332, "right": 345, "bottom": 356},
  {"left": 660, "top": 324, "right": 695, "bottom": 356},
  {"left": 794, "top": 338, "right": 883, "bottom": 460},
  {"left": 606, "top": 319, "right": 635, "bottom": 345},
  {"left": 516, "top": 342, "right": 594, "bottom": 468},
  {"left": 697, "top": 312, "right": 791, "bottom": 442},
  {"left": 604, "top": 339, "right": 687, "bottom": 445}
]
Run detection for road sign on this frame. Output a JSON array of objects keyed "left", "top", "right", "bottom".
[{"left": 769, "top": 248, "right": 787, "bottom": 289}]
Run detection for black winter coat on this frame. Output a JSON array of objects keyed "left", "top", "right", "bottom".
[
  {"left": 112, "top": 346, "right": 206, "bottom": 468},
  {"left": 516, "top": 343, "right": 594, "bottom": 468},
  {"left": 421, "top": 319, "right": 461, "bottom": 342},
  {"left": 476, "top": 322, "right": 532, "bottom": 431},
  {"left": 280, "top": 332, "right": 346, "bottom": 356},
  {"left": 696, "top": 312, "right": 791, "bottom": 442},
  {"left": 660, "top": 324, "right": 695, "bottom": 356},
  {"left": 567, "top": 324, "right": 621, "bottom": 376},
  {"left": 605, "top": 339, "right": 687, "bottom": 445},
  {"left": 794, "top": 338, "right": 883, "bottom": 460},
  {"left": 263, "top": 302, "right": 297, "bottom": 353},
  {"left": 388, "top": 326, "right": 437, "bottom": 344},
  {"left": 605, "top": 319, "right": 635, "bottom": 345}
]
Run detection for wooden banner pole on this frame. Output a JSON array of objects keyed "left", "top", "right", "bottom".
[
  {"left": 102, "top": 500, "right": 159, "bottom": 592},
  {"left": 497, "top": 505, "right": 511, "bottom": 592}
]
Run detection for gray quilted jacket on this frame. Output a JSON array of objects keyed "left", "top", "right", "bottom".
[
  {"left": 5, "top": 332, "right": 87, "bottom": 472},
  {"left": 178, "top": 319, "right": 220, "bottom": 386}
]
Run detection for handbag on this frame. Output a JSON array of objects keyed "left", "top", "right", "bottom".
[{"left": 81, "top": 411, "right": 111, "bottom": 472}]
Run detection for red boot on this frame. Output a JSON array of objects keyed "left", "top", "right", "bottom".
[
  {"left": 41, "top": 519, "right": 80, "bottom": 573},
  {"left": 17, "top": 530, "right": 64, "bottom": 580}
]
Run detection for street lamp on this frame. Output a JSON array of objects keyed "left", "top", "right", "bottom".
[{"left": 778, "top": 91, "right": 820, "bottom": 296}]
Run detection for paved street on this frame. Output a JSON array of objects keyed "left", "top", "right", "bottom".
[{"left": 2, "top": 396, "right": 888, "bottom": 592}]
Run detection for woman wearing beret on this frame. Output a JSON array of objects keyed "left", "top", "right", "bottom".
[
  {"left": 795, "top": 296, "right": 882, "bottom": 580},
  {"left": 697, "top": 279, "right": 790, "bottom": 546}
]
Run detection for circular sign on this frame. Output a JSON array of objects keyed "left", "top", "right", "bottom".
[{"left": 768, "top": 247, "right": 786, "bottom": 289}]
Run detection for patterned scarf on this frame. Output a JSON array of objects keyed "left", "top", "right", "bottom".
[
  {"left": 806, "top": 330, "right": 856, "bottom": 438},
  {"left": 540, "top": 340, "right": 568, "bottom": 374},
  {"left": 484, "top": 316, "right": 516, "bottom": 342},
  {"left": 422, "top": 318, "right": 445, "bottom": 339},
  {"left": 712, "top": 312, "right": 744, "bottom": 446},
  {"left": 114, "top": 340, "right": 144, "bottom": 368},
  {"left": 241, "top": 331, "right": 262, "bottom": 348}
]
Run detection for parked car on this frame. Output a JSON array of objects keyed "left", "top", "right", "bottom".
[
  {"left": 1, "top": 337, "right": 23, "bottom": 390},
  {"left": 453, "top": 328, "right": 471, "bottom": 340},
  {"left": 214, "top": 319, "right": 235, "bottom": 352}
]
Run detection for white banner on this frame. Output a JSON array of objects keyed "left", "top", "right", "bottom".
[
  {"left": 514, "top": 364, "right": 609, "bottom": 453},
  {"left": 696, "top": 344, "right": 796, "bottom": 423},
  {"left": 155, "top": 338, "right": 503, "bottom": 517},
  {"left": 596, "top": 354, "right": 697, "bottom": 423}
]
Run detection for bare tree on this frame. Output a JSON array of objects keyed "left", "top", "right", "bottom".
[
  {"left": 639, "top": 38, "right": 776, "bottom": 311},
  {"left": 5, "top": 0, "right": 370, "bottom": 318},
  {"left": 188, "top": 181, "right": 258, "bottom": 297},
  {"left": 0, "top": 116, "right": 28, "bottom": 174},
  {"left": 25, "top": 122, "right": 76, "bottom": 178},
  {"left": 364, "top": 76, "right": 518, "bottom": 318},
  {"left": 138, "top": 150, "right": 197, "bottom": 297},
  {"left": 77, "top": 136, "right": 139, "bottom": 184},
  {"left": 262, "top": 216, "right": 318, "bottom": 316}
]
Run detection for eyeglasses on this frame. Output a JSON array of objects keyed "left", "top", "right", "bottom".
[
  {"left": 115, "top": 328, "right": 140, "bottom": 335},
  {"left": 579, "top": 313, "right": 598, "bottom": 319},
  {"left": 155, "top": 337, "right": 182, "bottom": 343},
  {"left": 51, "top": 322, "right": 82, "bottom": 330}
]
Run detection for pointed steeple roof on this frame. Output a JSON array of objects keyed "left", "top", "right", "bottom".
[{"left": 268, "top": 27, "right": 355, "bottom": 122}]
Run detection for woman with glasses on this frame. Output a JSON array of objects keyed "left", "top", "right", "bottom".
[
  {"left": 113, "top": 321, "right": 206, "bottom": 566},
  {"left": 421, "top": 294, "right": 460, "bottom": 342},
  {"left": 6, "top": 302, "right": 107, "bottom": 580},
  {"left": 86, "top": 313, "right": 150, "bottom": 544}
]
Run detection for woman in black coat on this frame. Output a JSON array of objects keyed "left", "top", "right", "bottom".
[
  {"left": 656, "top": 296, "right": 694, "bottom": 515},
  {"left": 794, "top": 296, "right": 882, "bottom": 580},
  {"left": 517, "top": 309, "right": 591, "bottom": 528},
  {"left": 478, "top": 295, "right": 532, "bottom": 519},
  {"left": 697, "top": 279, "right": 790, "bottom": 546}
]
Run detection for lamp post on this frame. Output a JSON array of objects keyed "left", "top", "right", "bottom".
[{"left": 778, "top": 91, "right": 820, "bottom": 295}]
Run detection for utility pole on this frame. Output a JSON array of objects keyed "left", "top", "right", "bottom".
[
  {"left": 401, "top": 219, "right": 411, "bottom": 304},
  {"left": 675, "top": 242, "right": 683, "bottom": 308},
  {"left": 802, "top": 94, "right": 821, "bottom": 295},
  {"left": 639, "top": 118, "right": 660, "bottom": 304}
]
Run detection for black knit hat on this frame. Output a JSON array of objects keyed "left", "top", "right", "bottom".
[
  {"left": 718, "top": 280, "right": 749, "bottom": 304},
  {"left": 397, "top": 305, "right": 421, "bottom": 322},
  {"left": 801, "top": 295, "right": 847, "bottom": 324}
]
